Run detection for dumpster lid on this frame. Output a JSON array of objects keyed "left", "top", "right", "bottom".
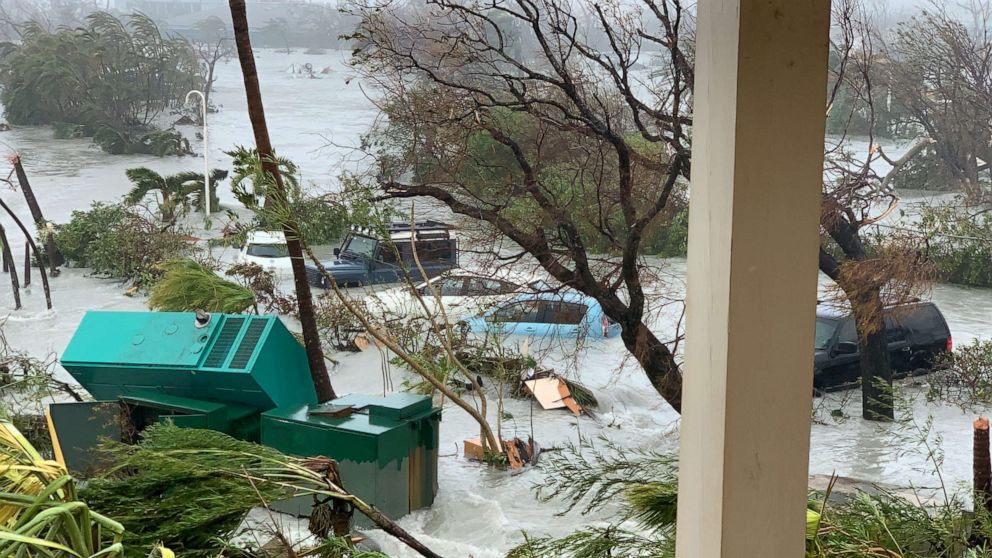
[{"left": 330, "top": 393, "right": 432, "bottom": 421}]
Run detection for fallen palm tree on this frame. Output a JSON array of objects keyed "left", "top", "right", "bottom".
[{"left": 0, "top": 420, "right": 126, "bottom": 557}]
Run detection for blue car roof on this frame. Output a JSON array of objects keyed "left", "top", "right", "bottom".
[{"left": 507, "top": 289, "right": 597, "bottom": 306}]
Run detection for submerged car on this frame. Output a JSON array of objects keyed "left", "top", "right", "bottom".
[
  {"left": 235, "top": 231, "right": 293, "bottom": 278},
  {"left": 366, "top": 272, "right": 528, "bottom": 321},
  {"left": 306, "top": 221, "right": 458, "bottom": 288},
  {"left": 813, "top": 301, "right": 952, "bottom": 391},
  {"left": 463, "top": 291, "right": 620, "bottom": 339}
]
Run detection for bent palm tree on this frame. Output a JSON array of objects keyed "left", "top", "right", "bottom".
[
  {"left": 124, "top": 168, "right": 228, "bottom": 222},
  {"left": 0, "top": 420, "right": 127, "bottom": 557}
]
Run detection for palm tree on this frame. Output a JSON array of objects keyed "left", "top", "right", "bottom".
[
  {"left": 0, "top": 421, "right": 127, "bottom": 557},
  {"left": 124, "top": 167, "right": 228, "bottom": 222},
  {"left": 228, "top": 0, "right": 335, "bottom": 402}
]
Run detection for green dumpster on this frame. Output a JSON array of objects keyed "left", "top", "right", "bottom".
[{"left": 48, "top": 310, "right": 441, "bottom": 522}]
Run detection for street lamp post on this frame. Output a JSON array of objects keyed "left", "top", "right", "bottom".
[{"left": 185, "top": 90, "right": 210, "bottom": 216}]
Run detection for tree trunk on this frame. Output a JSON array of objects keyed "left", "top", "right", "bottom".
[
  {"left": 228, "top": 0, "right": 336, "bottom": 402},
  {"left": 203, "top": 59, "right": 215, "bottom": 126},
  {"left": 0, "top": 197, "right": 52, "bottom": 309},
  {"left": 23, "top": 242, "right": 30, "bottom": 287},
  {"left": 620, "top": 322, "right": 682, "bottom": 413},
  {"left": 0, "top": 225, "right": 21, "bottom": 310},
  {"left": 975, "top": 417, "right": 992, "bottom": 516},
  {"left": 855, "top": 289, "right": 893, "bottom": 421},
  {"left": 12, "top": 156, "right": 61, "bottom": 273}
]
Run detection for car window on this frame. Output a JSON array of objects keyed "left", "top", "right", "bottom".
[
  {"left": 246, "top": 243, "right": 289, "bottom": 258},
  {"left": 814, "top": 318, "right": 838, "bottom": 349},
  {"left": 465, "top": 278, "right": 518, "bottom": 296},
  {"left": 540, "top": 301, "right": 588, "bottom": 325},
  {"left": 837, "top": 319, "right": 857, "bottom": 344},
  {"left": 380, "top": 242, "right": 410, "bottom": 265},
  {"left": 438, "top": 277, "right": 467, "bottom": 296},
  {"left": 491, "top": 300, "right": 541, "bottom": 323},
  {"left": 413, "top": 240, "right": 455, "bottom": 263},
  {"left": 343, "top": 235, "right": 377, "bottom": 258},
  {"left": 899, "top": 304, "right": 946, "bottom": 339},
  {"left": 883, "top": 315, "right": 907, "bottom": 343}
]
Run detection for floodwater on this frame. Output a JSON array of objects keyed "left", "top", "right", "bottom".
[{"left": 0, "top": 50, "right": 991, "bottom": 556}]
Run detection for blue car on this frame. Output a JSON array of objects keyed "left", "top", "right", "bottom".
[{"left": 463, "top": 291, "right": 621, "bottom": 339}]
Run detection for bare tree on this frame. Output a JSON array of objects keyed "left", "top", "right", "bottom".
[
  {"left": 819, "top": 0, "right": 934, "bottom": 420},
  {"left": 191, "top": 16, "right": 235, "bottom": 121},
  {"left": 886, "top": 2, "right": 992, "bottom": 200},
  {"left": 348, "top": 0, "right": 694, "bottom": 412}
]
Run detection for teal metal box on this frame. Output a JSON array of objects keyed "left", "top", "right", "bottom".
[
  {"left": 51, "top": 311, "right": 442, "bottom": 523},
  {"left": 61, "top": 311, "right": 318, "bottom": 413},
  {"left": 51, "top": 311, "right": 317, "bottom": 461},
  {"left": 261, "top": 393, "right": 441, "bottom": 521}
]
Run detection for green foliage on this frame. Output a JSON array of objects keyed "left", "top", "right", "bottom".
[
  {"left": 226, "top": 146, "right": 352, "bottom": 245},
  {"left": 373, "top": 97, "right": 689, "bottom": 257},
  {"left": 148, "top": 260, "right": 255, "bottom": 314},
  {"left": 889, "top": 147, "right": 958, "bottom": 191},
  {"left": 807, "top": 487, "right": 976, "bottom": 557},
  {"left": 532, "top": 438, "right": 678, "bottom": 518},
  {"left": 920, "top": 203, "right": 992, "bottom": 287},
  {"left": 80, "top": 424, "right": 293, "bottom": 558},
  {"left": 94, "top": 127, "right": 193, "bottom": 157},
  {"left": 48, "top": 202, "right": 126, "bottom": 268},
  {"left": 0, "top": 421, "right": 127, "bottom": 558},
  {"left": 0, "top": 12, "right": 201, "bottom": 154},
  {"left": 512, "top": 440, "right": 987, "bottom": 558},
  {"left": 125, "top": 167, "right": 228, "bottom": 222},
  {"left": 52, "top": 202, "right": 190, "bottom": 286},
  {"left": 928, "top": 339, "right": 992, "bottom": 406}
]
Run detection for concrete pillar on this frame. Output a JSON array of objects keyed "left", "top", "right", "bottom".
[{"left": 675, "top": 1, "right": 831, "bottom": 557}]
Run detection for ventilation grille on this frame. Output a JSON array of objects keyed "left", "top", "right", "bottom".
[
  {"left": 229, "top": 318, "right": 267, "bottom": 369},
  {"left": 203, "top": 317, "right": 245, "bottom": 368}
]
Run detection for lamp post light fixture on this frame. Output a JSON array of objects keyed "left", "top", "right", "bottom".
[{"left": 185, "top": 90, "right": 210, "bottom": 216}]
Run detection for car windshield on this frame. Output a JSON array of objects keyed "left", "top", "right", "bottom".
[
  {"left": 814, "top": 317, "right": 839, "bottom": 349},
  {"left": 246, "top": 243, "right": 289, "bottom": 258},
  {"left": 343, "top": 235, "right": 378, "bottom": 258}
]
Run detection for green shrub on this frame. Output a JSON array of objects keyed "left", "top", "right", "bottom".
[
  {"left": 929, "top": 339, "right": 992, "bottom": 405},
  {"left": 80, "top": 425, "right": 291, "bottom": 558},
  {"left": 52, "top": 202, "right": 190, "bottom": 286},
  {"left": 920, "top": 204, "right": 992, "bottom": 287}
]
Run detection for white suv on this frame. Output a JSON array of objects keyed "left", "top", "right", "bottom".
[{"left": 236, "top": 231, "right": 292, "bottom": 278}]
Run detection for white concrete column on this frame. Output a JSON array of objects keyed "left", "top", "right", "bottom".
[{"left": 675, "top": 1, "right": 831, "bottom": 557}]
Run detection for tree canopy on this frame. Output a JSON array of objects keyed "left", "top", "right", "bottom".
[{"left": 0, "top": 12, "right": 202, "bottom": 153}]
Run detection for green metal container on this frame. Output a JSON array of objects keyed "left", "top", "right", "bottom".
[
  {"left": 61, "top": 311, "right": 318, "bottom": 413},
  {"left": 262, "top": 393, "right": 441, "bottom": 522},
  {"left": 49, "top": 310, "right": 442, "bottom": 523}
]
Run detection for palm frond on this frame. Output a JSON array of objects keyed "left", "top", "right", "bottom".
[{"left": 148, "top": 260, "right": 255, "bottom": 314}]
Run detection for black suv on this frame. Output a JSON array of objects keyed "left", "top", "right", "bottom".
[
  {"left": 305, "top": 220, "right": 458, "bottom": 288},
  {"left": 814, "top": 302, "right": 952, "bottom": 391}
]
